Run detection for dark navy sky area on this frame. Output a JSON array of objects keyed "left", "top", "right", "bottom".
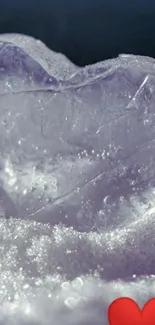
[{"left": 0, "top": 0, "right": 155, "bottom": 66}]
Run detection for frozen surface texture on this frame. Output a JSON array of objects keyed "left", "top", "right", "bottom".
[{"left": 0, "top": 34, "right": 155, "bottom": 324}]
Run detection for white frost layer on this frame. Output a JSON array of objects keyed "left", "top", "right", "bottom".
[{"left": 0, "top": 215, "right": 154, "bottom": 325}]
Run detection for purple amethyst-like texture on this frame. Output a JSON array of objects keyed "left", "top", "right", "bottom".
[{"left": 0, "top": 34, "right": 155, "bottom": 325}]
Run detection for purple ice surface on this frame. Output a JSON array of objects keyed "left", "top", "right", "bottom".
[{"left": 0, "top": 33, "right": 155, "bottom": 325}]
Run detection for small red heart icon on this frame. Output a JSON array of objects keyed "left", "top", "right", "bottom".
[{"left": 108, "top": 297, "right": 155, "bottom": 325}]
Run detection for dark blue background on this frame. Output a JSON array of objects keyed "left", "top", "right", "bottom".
[{"left": 0, "top": 0, "right": 155, "bottom": 66}]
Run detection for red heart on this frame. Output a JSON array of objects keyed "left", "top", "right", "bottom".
[{"left": 108, "top": 297, "right": 155, "bottom": 325}]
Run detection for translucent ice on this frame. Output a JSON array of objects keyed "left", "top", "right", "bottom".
[{"left": 0, "top": 34, "right": 155, "bottom": 325}]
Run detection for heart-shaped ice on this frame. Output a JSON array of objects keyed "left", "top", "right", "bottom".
[{"left": 0, "top": 34, "right": 155, "bottom": 325}]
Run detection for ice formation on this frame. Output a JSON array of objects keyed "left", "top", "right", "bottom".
[{"left": 0, "top": 34, "right": 155, "bottom": 324}]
